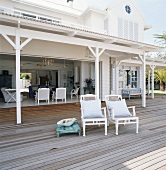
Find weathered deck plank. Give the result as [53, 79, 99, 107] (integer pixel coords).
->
[0, 95, 166, 170]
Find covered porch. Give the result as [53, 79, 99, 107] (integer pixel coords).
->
[0, 7, 164, 125]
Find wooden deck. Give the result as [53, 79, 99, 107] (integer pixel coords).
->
[0, 95, 166, 170]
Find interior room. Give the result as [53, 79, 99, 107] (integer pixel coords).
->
[0, 54, 96, 107]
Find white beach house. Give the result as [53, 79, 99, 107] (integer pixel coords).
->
[0, 0, 165, 124]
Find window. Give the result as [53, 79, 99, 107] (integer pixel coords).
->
[118, 68, 138, 88]
[125, 5, 131, 14]
[131, 71, 137, 88]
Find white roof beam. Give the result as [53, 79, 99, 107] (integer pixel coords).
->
[104, 39, 116, 44]
[130, 44, 143, 49]
[0, 25, 144, 55]
[68, 31, 77, 37]
[116, 55, 136, 61]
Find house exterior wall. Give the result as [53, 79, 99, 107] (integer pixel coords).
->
[105, 0, 144, 42]
[0, 0, 154, 101]
[82, 11, 92, 27]
[91, 12, 105, 31]
[0, 0, 81, 24]
[82, 10, 106, 31]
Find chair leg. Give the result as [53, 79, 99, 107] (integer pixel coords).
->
[105, 120, 107, 135]
[136, 118, 139, 134]
[107, 118, 110, 126]
[115, 120, 119, 135]
[83, 121, 86, 137]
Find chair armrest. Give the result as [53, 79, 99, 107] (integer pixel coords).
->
[127, 106, 136, 116]
[34, 91, 38, 96]
[106, 106, 115, 119]
[101, 107, 107, 117]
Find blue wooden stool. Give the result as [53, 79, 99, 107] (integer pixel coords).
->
[56, 122, 81, 137]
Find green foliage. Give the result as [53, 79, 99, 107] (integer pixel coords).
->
[20, 74, 26, 79]
[154, 32, 166, 45]
[154, 70, 166, 91]
[20, 74, 30, 79]
[155, 70, 166, 82]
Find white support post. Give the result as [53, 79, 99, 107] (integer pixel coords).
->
[15, 29, 21, 124]
[151, 65, 156, 99]
[95, 47, 100, 97]
[142, 54, 146, 107]
[88, 46, 105, 99]
[115, 60, 119, 95]
[148, 70, 151, 96]
[1, 23, 32, 124]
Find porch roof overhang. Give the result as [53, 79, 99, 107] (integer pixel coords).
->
[122, 57, 166, 70]
[0, 11, 165, 61]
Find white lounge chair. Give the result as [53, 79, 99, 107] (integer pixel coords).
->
[70, 87, 80, 99]
[80, 94, 107, 136]
[35, 88, 50, 104]
[105, 95, 139, 135]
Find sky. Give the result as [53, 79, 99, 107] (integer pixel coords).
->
[82, 0, 166, 46]
[128, 0, 166, 45]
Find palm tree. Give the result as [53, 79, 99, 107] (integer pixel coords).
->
[154, 70, 166, 91]
[154, 32, 166, 59]
[154, 32, 166, 45]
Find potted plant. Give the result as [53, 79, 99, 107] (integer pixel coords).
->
[84, 78, 92, 88]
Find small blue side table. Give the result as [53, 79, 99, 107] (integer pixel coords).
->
[56, 122, 81, 137]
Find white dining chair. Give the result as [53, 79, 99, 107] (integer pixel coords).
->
[52, 88, 66, 103]
[35, 88, 50, 104]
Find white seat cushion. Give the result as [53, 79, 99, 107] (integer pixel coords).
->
[106, 99, 132, 117]
[81, 99, 104, 118]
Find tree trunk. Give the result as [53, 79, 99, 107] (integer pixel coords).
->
[160, 81, 164, 91]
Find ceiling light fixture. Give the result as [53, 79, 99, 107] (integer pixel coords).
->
[42, 57, 54, 66]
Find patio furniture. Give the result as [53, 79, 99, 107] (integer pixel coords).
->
[122, 88, 142, 100]
[80, 94, 107, 136]
[1, 87, 23, 103]
[70, 87, 80, 99]
[105, 95, 139, 135]
[35, 88, 50, 104]
[105, 94, 122, 101]
[52, 88, 66, 103]
[56, 122, 81, 137]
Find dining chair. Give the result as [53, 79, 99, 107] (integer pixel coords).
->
[35, 88, 50, 104]
[70, 87, 80, 99]
[52, 88, 66, 103]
